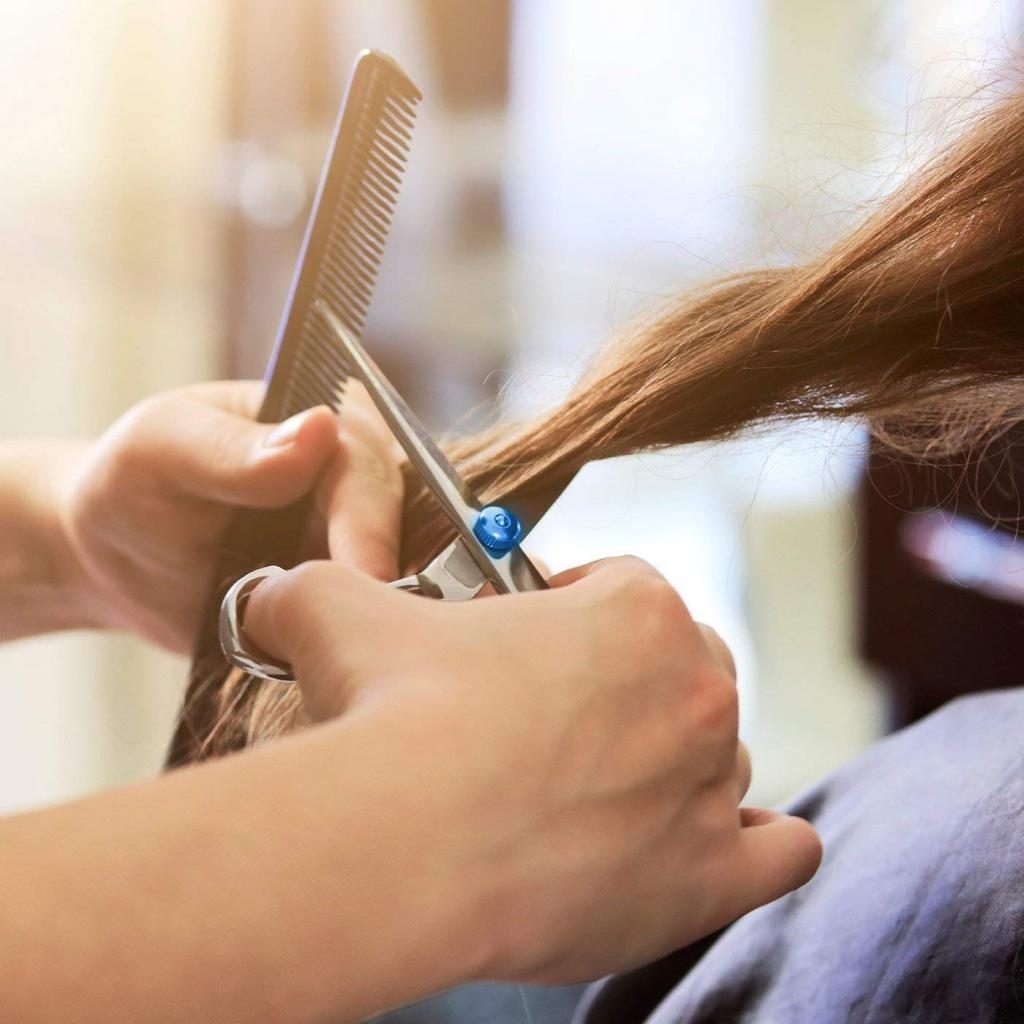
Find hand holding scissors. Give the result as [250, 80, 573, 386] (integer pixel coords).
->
[220, 300, 548, 682]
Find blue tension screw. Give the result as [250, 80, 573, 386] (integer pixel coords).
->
[473, 505, 523, 556]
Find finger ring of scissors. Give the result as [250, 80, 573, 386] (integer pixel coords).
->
[219, 566, 297, 683]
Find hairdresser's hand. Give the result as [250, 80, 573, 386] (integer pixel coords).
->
[62, 381, 403, 652]
[244, 555, 822, 982]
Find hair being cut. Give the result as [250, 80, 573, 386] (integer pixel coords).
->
[169, 88, 1024, 765]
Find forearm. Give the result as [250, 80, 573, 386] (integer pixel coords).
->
[0, 712, 486, 1024]
[0, 440, 97, 640]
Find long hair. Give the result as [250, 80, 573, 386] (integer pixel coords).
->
[169, 89, 1024, 764]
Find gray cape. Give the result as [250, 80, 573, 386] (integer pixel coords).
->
[376, 690, 1024, 1024]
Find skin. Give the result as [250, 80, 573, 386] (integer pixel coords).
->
[0, 381, 821, 1023]
[0, 380, 402, 649]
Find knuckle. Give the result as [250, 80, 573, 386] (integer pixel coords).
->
[602, 557, 671, 611]
[735, 742, 753, 792]
[327, 522, 398, 580]
[688, 657, 738, 736]
[341, 401, 397, 453]
[592, 559, 696, 672]
[354, 536, 399, 581]
[346, 412, 403, 467]
[654, 658, 737, 784]
[343, 442, 402, 491]
[653, 652, 736, 750]
[697, 623, 737, 679]
[318, 430, 404, 507]
[624, 575, 690, 648]
[103, 393, 179, 479]
[605, 554, 659, 584]
[121, 392, 175, 434]
[101, 421, 149, 483]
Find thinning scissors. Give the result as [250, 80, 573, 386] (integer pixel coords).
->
[220, 299, 549, 683]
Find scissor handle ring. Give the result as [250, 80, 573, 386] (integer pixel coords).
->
[219, 566, 297, 683]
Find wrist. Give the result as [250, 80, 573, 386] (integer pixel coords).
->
[0, 440, 105, 637]
[49, 442, 107, 628]
[303, 707, 500, 1006]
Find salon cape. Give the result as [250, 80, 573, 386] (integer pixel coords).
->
[576, 687, 1024, 1023]
[377, 688, 1024, 1023]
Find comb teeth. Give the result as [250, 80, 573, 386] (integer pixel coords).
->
[260, 51, 421, 422]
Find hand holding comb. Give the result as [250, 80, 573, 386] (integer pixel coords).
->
[168, 50, 421, 766]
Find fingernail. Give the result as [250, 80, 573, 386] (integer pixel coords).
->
[263, 412, 307, 449]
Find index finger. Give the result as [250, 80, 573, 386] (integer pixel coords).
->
[315, 384, 405, 581]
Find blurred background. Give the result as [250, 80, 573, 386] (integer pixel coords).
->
[1, 0, 1022, 814]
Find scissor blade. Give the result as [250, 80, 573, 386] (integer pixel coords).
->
[314, 299, 482, 517]
[314, 299, 548, 596]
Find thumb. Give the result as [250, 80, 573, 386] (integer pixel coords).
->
[243, 561, 403, 719]
[717, 812, 822, 923]
[126, 388, 340, 508]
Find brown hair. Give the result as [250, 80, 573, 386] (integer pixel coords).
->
[170, 89, 1024, 764]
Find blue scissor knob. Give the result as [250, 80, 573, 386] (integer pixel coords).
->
[473, 505, 522, 556]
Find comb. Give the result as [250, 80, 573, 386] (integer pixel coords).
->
[167, 50, 421, 767]
[260, 49, 422, 421]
